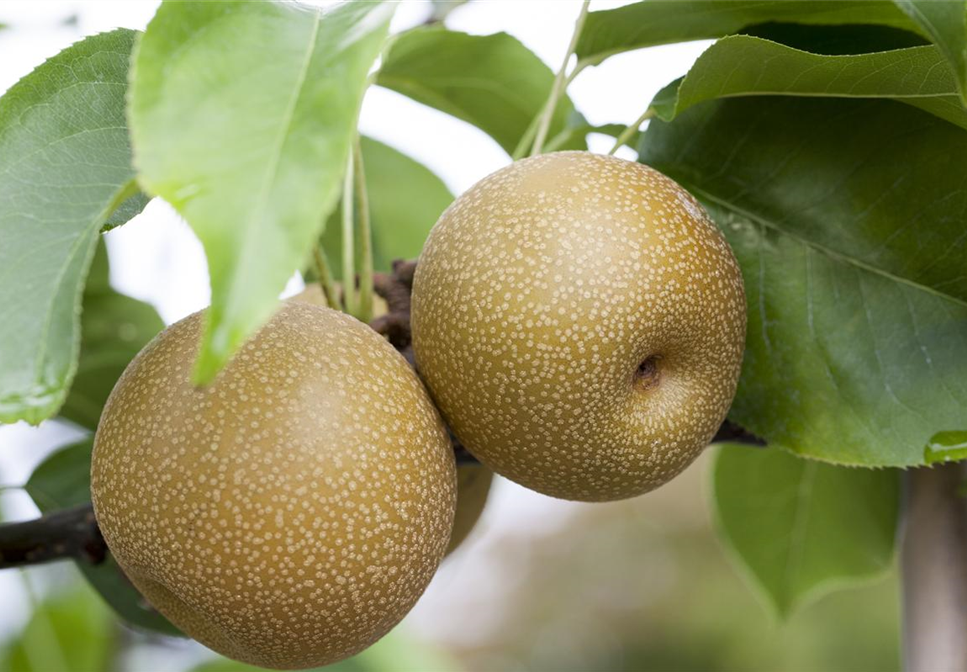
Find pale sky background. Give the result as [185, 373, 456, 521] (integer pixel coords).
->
[0, 2, 711, 668]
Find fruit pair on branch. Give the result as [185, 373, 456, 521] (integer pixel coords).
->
[2, 152, 753, 670]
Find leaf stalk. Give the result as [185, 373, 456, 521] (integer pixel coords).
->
[530, 0, 591, 156]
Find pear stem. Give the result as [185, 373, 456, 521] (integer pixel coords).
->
[354, 137, 374, 323]
[341, 149, 358, 316]
[608, 107, 655, 156]
[312, 246, 341, 310]
[530, 0, 591, 156]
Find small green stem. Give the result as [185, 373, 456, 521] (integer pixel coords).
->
[514, 62, 587, 160]
[341, 149, 358, 316]
[608, 107, 655, 156]
[312, 246, 341, 310]
[530, 0, 591, 156]
[354, 138, 374, 323]
[512, 114, 542, 161]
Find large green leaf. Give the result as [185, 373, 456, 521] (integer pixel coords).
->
[377, 27, 583, 155]
[0, 29, 140, 425]
[25, 440, 182, 637]
[652, 37, 967, 130]
[59, 243, 164, 430]
[640, 97, 967, 467]
[0, 583, 114, 672]
[711, 445, 899, 617]
[130, 0, 393, 383]
[575, 0, 919, 66]
[894, 0, 967, 104]
[319, 136, 453, 277]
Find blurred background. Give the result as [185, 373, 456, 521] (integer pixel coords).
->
[0, 2, 899, 670]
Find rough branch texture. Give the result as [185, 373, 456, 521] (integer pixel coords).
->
[901, 463, 967, 672]
[0, 503, 105, 569]
[0, 258, 763, 568]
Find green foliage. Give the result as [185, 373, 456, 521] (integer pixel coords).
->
[25, 440, 182, 636]
[575, 0, 918, 66]
[711, 446, 899, 617]
[59, 243, 164, 430]
[641, 97, 967, 468]
[651, 38, 967, 129]
[377, 28, 583, 154]
[923, 430, 967, 464]
[129, 0, 393, 383]
[23, 441, 93, 512]
[894, 0, 967, 104]
[320, 137, 453, 277]
[0, 29, 141, 425]
[0, 582, 114, 672]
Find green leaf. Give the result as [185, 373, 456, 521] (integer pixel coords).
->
[377, 27, 582, 154]
[130, 0, 394, 383]
[711, 445, 900, 617]
[24, 440, 93, 511]
[25, 440, 182, 637]
[0, 29, 141, 425]
[894, 0, 967, 104]
[740, 21, 929, 55]
[923, 430, 967, 464]
[0, 583, 114, 672]
[102, 191, 150, 232]
[575, 0, 920, 66]
[652, 37, 967, 130]
[640, 97, 967, 467]
[320, 136, 453, 277]
[59, 242, 164, 430]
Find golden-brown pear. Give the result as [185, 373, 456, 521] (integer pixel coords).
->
[91, 303, 455, 669]
[411, 151, 746, 502]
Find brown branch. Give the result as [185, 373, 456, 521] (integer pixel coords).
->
[901, 463, 967, 672]
[0, 257, 763, 569]
[0, 503, 105, 569]
[712, 419, 766, 447]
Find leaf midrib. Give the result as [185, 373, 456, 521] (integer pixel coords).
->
[781, 459, 818, 612]
[228, 13, 322, 319]
[689, 184, 967, 310]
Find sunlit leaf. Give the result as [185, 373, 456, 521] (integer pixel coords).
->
[575, 0, 919, 66]
[923, 431, 967, 464]
[377, 27, 583, 154]
[0, 29, 140, 425]
[59, 242, 164, 430]
[130, 0, 394, 383]
[652, 37, 966, 130]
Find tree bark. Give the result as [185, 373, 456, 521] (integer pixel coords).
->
[901, 463, 967, 672]
[0, 503, 105, 569]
